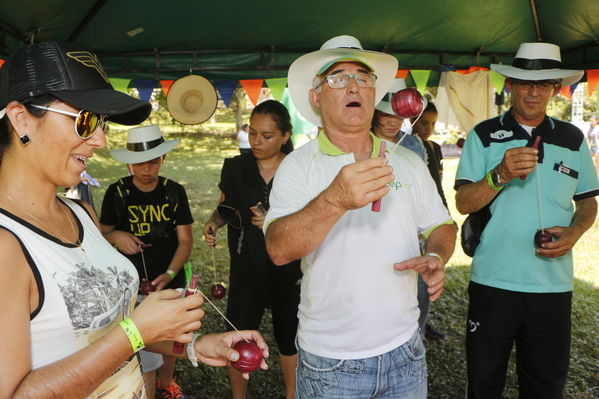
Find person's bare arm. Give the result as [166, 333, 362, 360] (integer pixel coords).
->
[153, 224, 193, 290]
[1, 229, 205, 398]
[537, 197, 598, 258]
[266, 157, 393, 265]
[456, 147, 539, 214]
[394, 223, 457, 302]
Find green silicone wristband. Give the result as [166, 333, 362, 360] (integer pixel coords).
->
[166, 270, 176, 280]
[486, 171, 503, 191]
[119, 318, 145, 353]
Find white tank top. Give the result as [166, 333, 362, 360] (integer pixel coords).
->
[0, 197, 146, 398]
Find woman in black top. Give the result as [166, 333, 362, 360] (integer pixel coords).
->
[203, 100, 301, 399]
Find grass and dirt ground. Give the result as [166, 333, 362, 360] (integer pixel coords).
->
[88, 133, 598, 399]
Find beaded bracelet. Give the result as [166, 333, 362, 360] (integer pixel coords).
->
[425, 252, 444, 266]
[119, 318, 145, 353]
[187, 333, 201, 367]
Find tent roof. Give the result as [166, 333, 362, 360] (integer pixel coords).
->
[1, 0, 599, 84]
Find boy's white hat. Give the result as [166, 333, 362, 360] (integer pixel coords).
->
[110, 125, 179, 164]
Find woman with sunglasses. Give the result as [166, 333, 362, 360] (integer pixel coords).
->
[203, 100, 301, 399]
[0, 41, 266, 398]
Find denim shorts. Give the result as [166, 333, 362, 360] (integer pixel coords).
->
[296, 329, 427, 399]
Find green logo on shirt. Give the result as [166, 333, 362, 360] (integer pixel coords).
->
[389, 181, 411, 190]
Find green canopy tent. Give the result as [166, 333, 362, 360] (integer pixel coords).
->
[1, 0, 599, 85]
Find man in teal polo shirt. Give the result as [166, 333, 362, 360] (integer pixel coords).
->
[456, 42, 599, 398]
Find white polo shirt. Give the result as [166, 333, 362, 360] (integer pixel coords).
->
[265, 131, 452, 359]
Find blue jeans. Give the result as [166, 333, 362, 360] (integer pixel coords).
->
[295, 330, 427, 398]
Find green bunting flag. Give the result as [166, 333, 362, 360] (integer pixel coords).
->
[265, 78, 287, 102]
[109, 78, 131, 93]
[489, 71, 506, 93]
[410, 70, 431, 93]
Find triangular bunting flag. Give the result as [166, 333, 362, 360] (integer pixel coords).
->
[0, 59, 4, 68]
[587, 69, 599, 96]
[131, 79, 158, 102]
[410, 70, 431, 93]
[109, 77, 131, 93]
[489, 70, 506, 93]
[160, 80, 174, 96]
[560, 86, 572, 99]
[265, 78, 287, 102]
[570, 83, 578, 95]
[395, 70, 409, 79]
[213, 80, 238, 107]
[239, 79, 264, 107]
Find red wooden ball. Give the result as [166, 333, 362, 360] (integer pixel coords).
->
[211, 283, 227, 299]
[534, 229, 554, 248]
[456, 138, 466, 148]
[391, 88, 425, 118]
[231, 340, 263, 372]
[140, 279, 156, 295]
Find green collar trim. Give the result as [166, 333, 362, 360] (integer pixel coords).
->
[318, 130, 382, 158]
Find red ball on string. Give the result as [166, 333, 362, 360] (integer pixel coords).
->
[140, 279, 156, 295]
[391, 88, 426, 118]
[231, 340, 263, 372]
[211, 283, 227, 299]
[534, 229, 554, 248]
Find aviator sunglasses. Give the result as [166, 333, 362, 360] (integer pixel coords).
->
[30, 104, 108, 139]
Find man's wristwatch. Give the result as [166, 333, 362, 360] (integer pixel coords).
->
[491, 167, 506, 188]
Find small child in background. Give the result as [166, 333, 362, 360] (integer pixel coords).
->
[99, 125, 193, 399]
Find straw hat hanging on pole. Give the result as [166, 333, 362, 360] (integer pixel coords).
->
[166, 74, 218, 124]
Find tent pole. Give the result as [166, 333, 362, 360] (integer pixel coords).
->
[67, 0, 109, 41]
[528, 0, 543, 41]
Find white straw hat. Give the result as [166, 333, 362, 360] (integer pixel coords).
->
[288, 35, 398, 127]
[110, 124, 179, 164]
[491, 42, 583, 87]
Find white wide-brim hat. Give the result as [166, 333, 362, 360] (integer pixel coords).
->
[375, 78, 407, 115]
[166, 75, 218, 124]
[491, 42, 583, 87]
[110, 124, 180, 164]
[288, 35, 398, 127]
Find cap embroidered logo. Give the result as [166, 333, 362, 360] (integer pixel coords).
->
[66, 51, 110, 83]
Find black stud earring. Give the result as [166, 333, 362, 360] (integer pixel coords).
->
[18, 134, 31, 145]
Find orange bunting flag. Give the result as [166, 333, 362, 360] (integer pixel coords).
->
[239, 79, 264, 106]
[160, 80, 175, 96]
[395, 70, 409, 79]
[456, 66, 489, 74]
[586, 70, 599, 96]
[0, 59, 4, 68]
[560, 86, 572, 99]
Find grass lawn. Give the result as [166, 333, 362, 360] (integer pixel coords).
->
[89, 133, 598, 399]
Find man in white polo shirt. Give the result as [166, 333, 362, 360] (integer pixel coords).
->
[263, 35, 456, 398]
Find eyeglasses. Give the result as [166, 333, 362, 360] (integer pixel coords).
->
[510, 79, 560, 91]
[314, 73, 377, 89]
[30, 105, 108, 139]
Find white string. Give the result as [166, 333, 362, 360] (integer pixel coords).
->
[211, 245, 217, 283]
[535, 165, 545, 230]
[139, 245, 149, 280]
[197, 290, 249, 343]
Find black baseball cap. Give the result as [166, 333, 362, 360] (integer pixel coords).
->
[0, 41, 150, 125]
